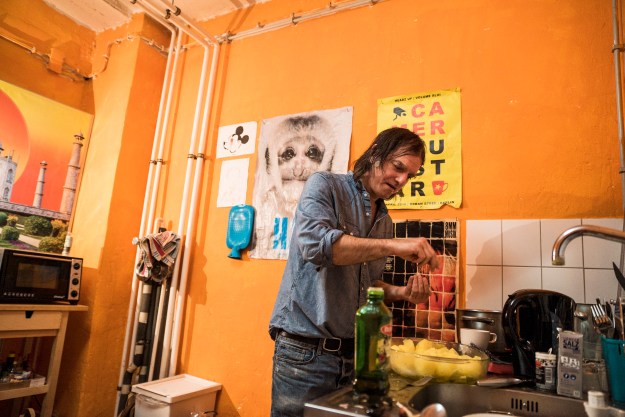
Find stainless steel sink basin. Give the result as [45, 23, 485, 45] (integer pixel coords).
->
[409, 383, 585, 417]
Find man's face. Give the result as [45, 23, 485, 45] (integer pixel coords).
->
[365, 152, 422, 201]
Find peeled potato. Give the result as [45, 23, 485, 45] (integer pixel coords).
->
[390, 352, 419, 377]
[413, 356, 437, 377]
[415, 339, 436, 353]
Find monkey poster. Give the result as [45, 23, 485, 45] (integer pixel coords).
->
[250, 107, 353, 260]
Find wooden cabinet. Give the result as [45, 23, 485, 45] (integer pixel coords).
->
[0, 304, 88, 417]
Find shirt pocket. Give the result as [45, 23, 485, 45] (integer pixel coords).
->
[336, 208, 361, 238]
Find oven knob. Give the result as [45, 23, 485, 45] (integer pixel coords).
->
[71, 290, 78, 297]
[73, 263, 81, 269]
[72, 278, 79, 285]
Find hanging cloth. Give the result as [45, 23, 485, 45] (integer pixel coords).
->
[134, 231, 181, 283]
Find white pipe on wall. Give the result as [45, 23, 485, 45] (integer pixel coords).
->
[139, 0, 219, 378]
[611, 0, 625, 297]
[134, 0, 194, 382]
[218, 0, 385, 42]
[169, 42, 220, 377]
[114, 7, 178, 415]
[145, 29, 185, 382]
[149, 6, 221, 377]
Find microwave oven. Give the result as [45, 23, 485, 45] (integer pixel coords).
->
[0, 248, 82, 304]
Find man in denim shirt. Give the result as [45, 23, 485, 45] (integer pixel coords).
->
[269, 127, 440, 417]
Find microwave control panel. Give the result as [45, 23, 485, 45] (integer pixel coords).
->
[67, 258, 82, 303]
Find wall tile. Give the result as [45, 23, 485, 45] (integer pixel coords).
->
[465, 265, 502, 310]
[466, 220, 501, 265]
[582, 218, 624, 269]
[541, 219, 583, 268]
[502, 220, 541, 266]
[465, 217, 623, 312]
[502, 266, 542, 305]
[584, 268, 620, 304]
[542, 267, 584, 302]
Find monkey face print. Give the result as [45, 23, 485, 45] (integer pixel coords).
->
[250, 107, 353, 260]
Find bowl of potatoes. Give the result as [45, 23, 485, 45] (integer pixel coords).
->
[389, 338, 489, 384]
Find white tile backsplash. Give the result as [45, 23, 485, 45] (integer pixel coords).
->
[582, 218, 624, 268]
[465, 218, 623, 307]
[542, 267, 585, 301]
[540, 218, 583, 268]
[502, 220, 541, 266]
[465, 265, 503, 310]
[584, 268, 620, 303]
[466, 220, 502, 265]
[502, 266, 542, 303]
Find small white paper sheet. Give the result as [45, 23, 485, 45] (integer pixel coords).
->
[217, 158, 249, 207]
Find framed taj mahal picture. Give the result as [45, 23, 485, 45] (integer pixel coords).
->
[0, 79, 93, 253]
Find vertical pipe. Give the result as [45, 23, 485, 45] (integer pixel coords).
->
[612, 0, 625, 299]
[114, 6, 177, 415]
[169, 42, 220, 376]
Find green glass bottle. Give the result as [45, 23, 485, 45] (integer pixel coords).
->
[353, 286, 392, 399]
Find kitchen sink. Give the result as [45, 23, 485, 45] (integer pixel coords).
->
[304, 382, 587, 417]
[409, 383, 585, 417]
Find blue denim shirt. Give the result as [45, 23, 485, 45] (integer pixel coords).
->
[269, 171, 393, 340]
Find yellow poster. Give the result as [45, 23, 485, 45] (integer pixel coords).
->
[377, 89, 462, 209]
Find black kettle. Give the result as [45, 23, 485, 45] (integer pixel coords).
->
[502, 289, 576, 383]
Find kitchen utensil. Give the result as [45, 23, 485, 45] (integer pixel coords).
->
[459, 328, 497, 350]
[590, 304, 612, 337]
[419, 403, 447, 417]
[455, 309, 508, 355]
[618, 297, 624, 340]
[591, 304, 613, 336]
[395, 402, 414, 417]
[612, 262, 625, 291]
[476, 377, 530, 387]
[502, 289, 576, 383]
[575, 304, 604, 360]
[226, 204, 254, 259]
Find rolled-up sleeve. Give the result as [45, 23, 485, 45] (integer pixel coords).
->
[293, 173, 344, 266]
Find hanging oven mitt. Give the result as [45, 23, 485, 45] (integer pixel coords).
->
[226, 204, 255, 259]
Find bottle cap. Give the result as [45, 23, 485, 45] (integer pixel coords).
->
[367, 287, 384, 297]
[588, 390, 606, 408]
[536, 351, 556, 360]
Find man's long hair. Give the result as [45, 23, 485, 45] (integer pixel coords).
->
[353, 127, 426, 181]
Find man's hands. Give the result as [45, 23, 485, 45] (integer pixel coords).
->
[376, 273, 432, 304]
[401, 274, 431, 304]
[390, 237, 440, 271]
[332, 235, 440, 270]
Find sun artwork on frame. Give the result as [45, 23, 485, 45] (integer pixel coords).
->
[0, 80, 93, 253]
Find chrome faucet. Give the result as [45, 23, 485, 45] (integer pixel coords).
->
[552, 225, 625, 265]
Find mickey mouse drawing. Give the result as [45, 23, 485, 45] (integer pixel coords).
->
[223, 125, 249, 153]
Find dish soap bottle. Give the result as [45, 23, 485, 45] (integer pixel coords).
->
[353, 286, 392, 400]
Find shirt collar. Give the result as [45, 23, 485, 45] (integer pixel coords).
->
[348, 171, 388, 216]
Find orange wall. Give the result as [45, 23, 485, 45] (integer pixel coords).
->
[180, 1, 622, 416]
[0, 1, 623, 417]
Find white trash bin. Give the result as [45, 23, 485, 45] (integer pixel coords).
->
[132, 374, 222, 417]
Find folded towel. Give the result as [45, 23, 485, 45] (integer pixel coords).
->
[134, 231, 181, 283]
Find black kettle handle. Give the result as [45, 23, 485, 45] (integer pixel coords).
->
[503, 296, 534, 348]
